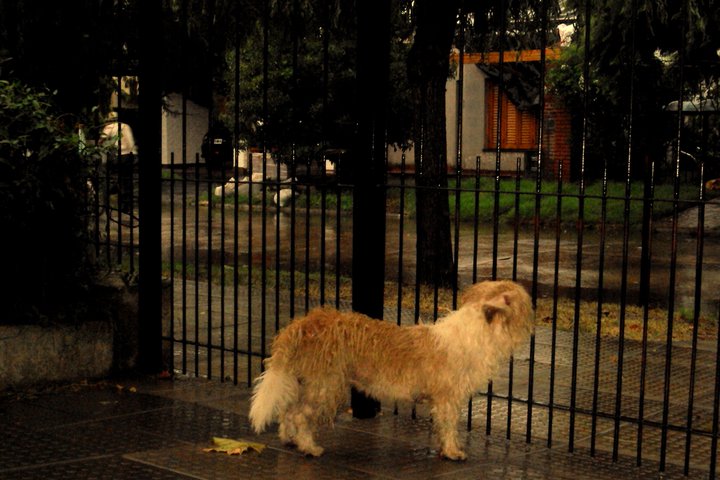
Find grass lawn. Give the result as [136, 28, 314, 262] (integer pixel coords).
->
[164, 261, 716, 343]
[190, 175, 715, 342]
[207, 176, 709, 227]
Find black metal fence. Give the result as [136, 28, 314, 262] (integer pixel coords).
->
[87, 1, 720, 478]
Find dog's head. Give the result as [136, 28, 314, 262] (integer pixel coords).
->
[461, 280, 534, 345]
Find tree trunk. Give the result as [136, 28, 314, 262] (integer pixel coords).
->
[408, 0, 459, 287]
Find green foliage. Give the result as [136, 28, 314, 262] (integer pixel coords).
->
[223, 15, 358, 158]
[546, 0, 720, 181]
[219, 0, 415, 159]
[0, 79, 98, 323]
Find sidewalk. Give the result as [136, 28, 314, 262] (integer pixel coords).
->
[0, 373, 710, 479]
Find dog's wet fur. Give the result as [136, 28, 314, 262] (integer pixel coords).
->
[249, 280, 534, 460]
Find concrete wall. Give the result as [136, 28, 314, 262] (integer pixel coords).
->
[0, 322, 113, 390]
[0, 275, 164, 391]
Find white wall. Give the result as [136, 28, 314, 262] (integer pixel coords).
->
[161, 93, 208, 165]
[388, 66, 527, 173]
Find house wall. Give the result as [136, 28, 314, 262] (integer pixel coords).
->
[446, 65, 528, 173]
[388, 65, 572, 180]
[162, 93, 208, 165]
[388, 66, 533, 175]
[388, 67, 531, 175]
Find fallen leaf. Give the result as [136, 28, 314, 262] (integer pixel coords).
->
[203, 437, 265, 455]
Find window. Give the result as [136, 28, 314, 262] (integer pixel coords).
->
[485, 80, 538, 150]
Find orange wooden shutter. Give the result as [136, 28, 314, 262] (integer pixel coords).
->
[485, 80, 538, 150]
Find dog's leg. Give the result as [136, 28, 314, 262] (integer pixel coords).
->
[278, 411, 297, 447]
[288, 378, 345, 457]
[431, 399, 467, 461]
[286, 404, 324, 457]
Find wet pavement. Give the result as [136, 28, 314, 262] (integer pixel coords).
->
[3, 307, 720, 480]
[57, 189, 719, 478]
[1, 373, 716, 480]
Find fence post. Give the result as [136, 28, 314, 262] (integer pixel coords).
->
[137, 0, 164, 373]
[350, 0, 391, 418]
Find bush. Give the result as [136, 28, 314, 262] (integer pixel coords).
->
[0, 79, 97, 324]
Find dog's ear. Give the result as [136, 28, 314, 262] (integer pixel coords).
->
[483, 293, 514, 324]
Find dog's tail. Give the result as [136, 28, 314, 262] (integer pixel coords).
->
[250, 309, 332, 433]
[249, 362, 300, 433]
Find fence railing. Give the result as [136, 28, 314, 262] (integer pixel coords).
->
[86, 2, 720, 477]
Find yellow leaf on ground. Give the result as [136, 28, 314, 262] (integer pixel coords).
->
[203, 437, 265, 455]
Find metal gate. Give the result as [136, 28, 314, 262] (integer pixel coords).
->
[89, 1, 720, 477]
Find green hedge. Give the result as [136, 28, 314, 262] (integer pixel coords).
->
[0, 80, 97, 324]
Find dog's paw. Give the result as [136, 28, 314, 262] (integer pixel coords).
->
[299, 445, 324, 457]
[440, 448, 467, 461]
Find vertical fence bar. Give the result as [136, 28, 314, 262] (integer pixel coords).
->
[548, 160, 564, 447]
[468, 154, 481, 431]
[335, 164, 342, 308]
[179, 0, 189, 378]
[569, 0, 592, 453]
[320, 167, 327, 307]
[181, 153, 188, 375]
[660, 10, 686, 469]
[206, 157, 213, 379]
[275, 170, 281, 335]
[220, 151, 227, 382]
[452, 9, 465, 310]
[397, 152, 407, 327]
[232, 174, 239, 384]
[512, 157, 521, 280]
[637, 159, 655, 466]
[247, 149, 255, 385]
[91, 154, 101, 262]
[288, 0, 299, 321]
[259, 0, 270, 363]
[115, 79, 123, 268]
[472, 155, 481, 286]
[591, 156, 609, 458]
[168, 152, 175, 374]
[525, 1, 547, 443]
[491, 0, 505, 283]
[129, 128, 136, 275]
[711, 303, 720, 479]
[194, 157, 201, 376]
[104, 145, 112, 267]
[304, 155, 311, 313]
[613, 0, 638, 463]
[288, 145, 297, 319]
[505, 158, 521, 440]
[319, 0, 330, 307]
[486, 0, 507, 437]
[193, 154, 200, 377]
[232, 2, 241, 385]
[683, 159, 705, 475]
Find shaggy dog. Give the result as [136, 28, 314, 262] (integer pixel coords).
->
[249, 280, 534, 460]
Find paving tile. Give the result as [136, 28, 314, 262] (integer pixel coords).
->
[1, 376, 717, 479]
